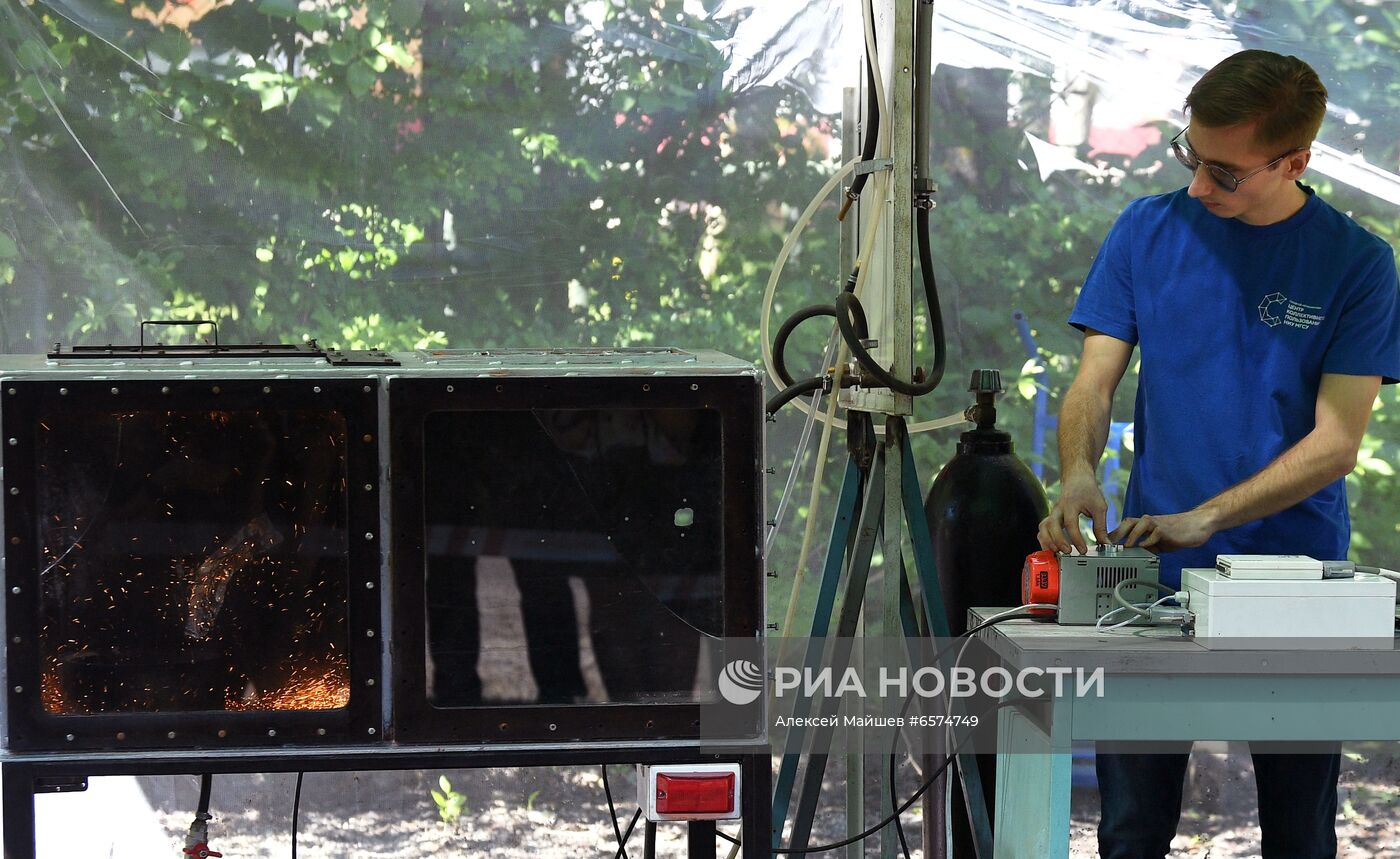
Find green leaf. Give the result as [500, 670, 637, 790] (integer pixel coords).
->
[389, 0, 426, 28]
[295, 9, 326, 31]
[19, 75, 47, 104]
[257, 0, 298, 18]
[347, 62, 375, 96]
[148, 31, 191, 65]
[258, 86, 287, 111]
[255, 247, 274, 263]
[17, 40, 48, 71]
[327, 40, 356, 65]
[337, 249, 359, 271]
[0, 233, 18, 260]
[375, 41, 415, 71]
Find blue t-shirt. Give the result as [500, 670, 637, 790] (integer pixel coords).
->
[1069, 185, 1400, 587]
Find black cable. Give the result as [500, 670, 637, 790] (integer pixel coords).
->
[601, 765, 630, 859]
[773, 303, 837, 388]
[196, 773, 212, 818]
[613, 808, 643, 859]
[886, 612, 1045, 857]
[291, 771, 304, 859]
[776, 612, 1047, 854]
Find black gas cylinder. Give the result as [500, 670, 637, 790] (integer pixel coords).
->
[925, 368, 1048, 635]
[924, 369, 1049, 859]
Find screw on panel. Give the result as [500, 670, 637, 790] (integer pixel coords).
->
[5, 389, 13, 395]
[363, 386, 371, 393]
[362, 434, 373, 443]
[11, 586, 20, 594]
[446, 385, 455, 393]
[366, 629, 375, 637]
[313, 386, 322, 393]
[364, 484, 373, 491]
[59, 388, 68, 396]
[110, 387, 119, 395]
[317, 728, 327, 736]
[10, 636, 19, 644]
[642, 384, 651, 392]
[65, 734, 74, 742]
[167, 731, 177, 739]
[217, 730, 227, 738]
[161, 386, 171, 395]
[9, 487, 17, 495]
[12, 686, 22, 693]
[365, 581, 375, 589]
[116, 732, 126, 740]
[263, 387, 272, 394]
[368, 727, 377, 735]
[691, 384, 699, 390]
[268, 729, 277, 737]
[211, 386, 221, 394]
[6, 438, 14, 446]
[364, 532, 374, 541]
[366, 678, 376, 686]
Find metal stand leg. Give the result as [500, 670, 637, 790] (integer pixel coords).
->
[2, 763, 37, 859]
[688, 820, 717, 859]
[644, 821, 658, 859]
[771, 416, 995, 859]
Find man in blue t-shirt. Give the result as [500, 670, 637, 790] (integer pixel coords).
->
[1037, 51, 1400, 858]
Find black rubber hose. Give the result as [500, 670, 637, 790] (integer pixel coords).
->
[197, 773, 212, 817]
[843, 46, 882, 211]
[773, 304, 837, 388]
[832, 208, 946, 397]
[766, 376, 827, 417]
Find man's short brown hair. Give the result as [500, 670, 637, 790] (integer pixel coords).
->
[1185, 50, 1328, 151]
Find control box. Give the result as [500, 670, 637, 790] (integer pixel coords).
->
[1182, 567, 1397, 644]
[1055, 546, 1161, 625]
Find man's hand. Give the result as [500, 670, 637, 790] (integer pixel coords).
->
[1110, 508, 1219, 554]
[1038, 473, 1111, 554]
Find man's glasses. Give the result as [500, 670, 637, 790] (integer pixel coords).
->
[1169, 128, 1301, 193]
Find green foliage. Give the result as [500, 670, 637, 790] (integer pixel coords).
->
[430, 774, 467, 829]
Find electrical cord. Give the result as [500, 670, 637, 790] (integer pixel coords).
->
[778, 608, 1053, 854]
[886, 610, 1048, 856]
[773, 696, 1031, 855]
[601, 765, 630, 859]
[613, 809, 643, 859]
[291, 771, 304, 859]
[1112, 577, 1178, 618]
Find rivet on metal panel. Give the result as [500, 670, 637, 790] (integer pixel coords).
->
[548, 723, 557, 731]
[6, 438, 15, 446]
[366, 678, 376, 687]
[167, 731, 177, 739]
[495, 385, 504, 393]
[161, 386, 171, 395]
[364, 531, 374, 541]
[12, 686, 22, 693]
[65, 734, 74, 742]
[110, 387, 119, 395]
[9, 487, 18, 495]
[267, 729, 277, 738]
[217, 730, 227, 738]
[9, 537, 19, 545]
[10, 586, 20, 594]
[446, 385, 455, 393]
[642, 384, 651, 392]
[116, 732, 125, 741]
[691, 384, 699, 391]
[365, 581, 375, 589]
[211, 386, 221, 394]
[363, 386, 371, 393]
[313, 386, 322, 394]
[263, 387, 272, 394]
[498, 723, 509, 731]
[368, 728, 377, 735]
[366, 629, 375, 638]
[10, 636, 19, 644]
[362, 434, 373, 443]
[5, 388, 13, 395]
[364, 484, 373, 491]
[317, 728, 327, 736]
[59, 388, 68, 396]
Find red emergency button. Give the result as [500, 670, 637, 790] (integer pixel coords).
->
[655, 773, 736, 816]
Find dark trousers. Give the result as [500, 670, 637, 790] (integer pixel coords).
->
[1097, 743, 1341, 859]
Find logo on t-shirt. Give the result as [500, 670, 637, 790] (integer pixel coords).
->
[1258, 292, 1326, 330]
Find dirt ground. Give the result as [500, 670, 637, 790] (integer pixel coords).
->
[26, 742, 1395, 857]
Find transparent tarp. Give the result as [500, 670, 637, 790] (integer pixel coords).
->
[422, 406, 723, 706]
[37, 408, 351, 714]
[3, 0, 1399, 636]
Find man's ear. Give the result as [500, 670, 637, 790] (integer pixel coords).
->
[1284, 148, 1312, 180]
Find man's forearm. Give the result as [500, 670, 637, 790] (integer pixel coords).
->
[1195, 430, 1357, 533]
[1057, 382, 1114, 482]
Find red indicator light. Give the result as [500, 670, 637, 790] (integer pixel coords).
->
[655, 773, 736, 816]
